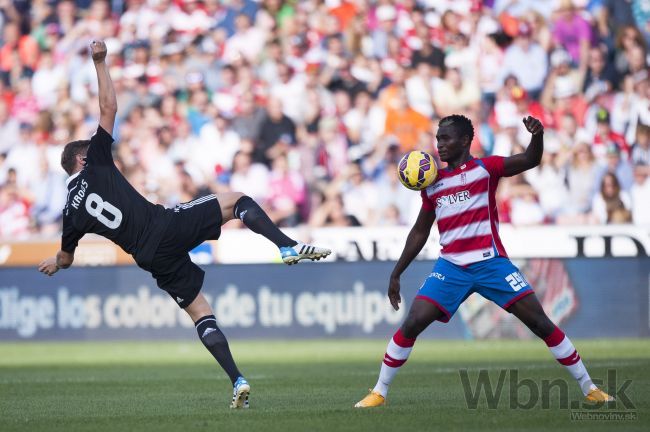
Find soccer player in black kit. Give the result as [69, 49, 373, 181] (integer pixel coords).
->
[38, 40, 331, 409]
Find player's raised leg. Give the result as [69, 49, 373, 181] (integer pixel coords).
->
[216, 192, 331, 264]
[355, 298, 445, 407]
[185, 293, 250, 408]
[507, 294, 614, 403]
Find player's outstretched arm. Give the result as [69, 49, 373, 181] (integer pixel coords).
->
[91, 40, 117, 134]
[502, 116, 544, 177]
[388, 208, 436, 310]
[38, 250, 74, 277]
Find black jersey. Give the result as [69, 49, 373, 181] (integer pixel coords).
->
[61, 126, 173, 270]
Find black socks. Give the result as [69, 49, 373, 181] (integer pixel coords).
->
[195, 315, 242, 385]
[233, 196, 297, 248]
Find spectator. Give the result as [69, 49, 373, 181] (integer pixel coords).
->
[595, 143, 635, 192]
[384, 87, 431, 153]
[592, 109, 631, 161]
[499, 22, 548, 99]
[0, 99, 19, 154]
[255, 97, 296, 167]
[0, 184, 31, 239]
[552, 0, 593, 66]
[433, 67, 481, 118]
[631, 123, 650, 165]
[266, 153, 306, 227]
[591, 172, 632, 224]
[631, 164, 650, 224]
[229, 150, 269, 203]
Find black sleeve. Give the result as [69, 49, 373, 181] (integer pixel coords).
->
[61, 213, 84, 253]
[85, 125, 115, 166]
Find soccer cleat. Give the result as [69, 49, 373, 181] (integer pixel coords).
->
[585, 388, 615, 403]
[230, 377, 250, 409]
[354, 390, 385, 408]
[280, 242, 331, 265]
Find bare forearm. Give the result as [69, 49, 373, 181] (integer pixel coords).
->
[525, 130, 544, 166]
[391, 228, 430, 278]
[95, 61, 117, 113]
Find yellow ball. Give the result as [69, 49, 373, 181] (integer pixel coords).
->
[397, 151, 438, 191]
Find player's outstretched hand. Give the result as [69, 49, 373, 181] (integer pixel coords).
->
[388, 276, 402, 311]
[90, 40, 107, 63]
[38, 257, 59, 277]
[523, 116, 544, 135]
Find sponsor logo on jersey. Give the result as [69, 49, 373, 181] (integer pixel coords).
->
[429, 272, 446, 281]
[436, 190, 471, 208]
[71, 179, 89, 210]
[176, 296, 184, 304]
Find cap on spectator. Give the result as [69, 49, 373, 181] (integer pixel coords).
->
[376, 5, 397, 22]
[550, 49, 572, 68]
[511, 86, 528, 101]
[596, 108, 610, 124]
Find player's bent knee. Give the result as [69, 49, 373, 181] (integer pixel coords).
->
[401, 314, 431, 339]
[217, 192, 246, 223]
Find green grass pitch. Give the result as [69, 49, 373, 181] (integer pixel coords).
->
[1, 339, 649, 431]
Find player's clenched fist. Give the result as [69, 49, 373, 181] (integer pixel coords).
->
[523, 116, 544, 136]
[90, 40, 107, 63]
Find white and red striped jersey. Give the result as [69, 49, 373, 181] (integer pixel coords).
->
[421, 156, 508, 266]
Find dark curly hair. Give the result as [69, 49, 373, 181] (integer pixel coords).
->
[439, 114, 475, 143]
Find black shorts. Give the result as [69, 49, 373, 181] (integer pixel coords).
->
[150, 195, 223, 309]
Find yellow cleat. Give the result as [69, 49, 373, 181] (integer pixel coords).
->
[354, 390, 386, 408]
[585, 388, 615, 403]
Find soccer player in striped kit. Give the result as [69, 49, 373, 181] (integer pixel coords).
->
[355, 114, 613, 407]
[37, 41, 330, 409]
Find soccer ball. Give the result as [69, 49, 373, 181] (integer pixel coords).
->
[397, 151, 437, 191]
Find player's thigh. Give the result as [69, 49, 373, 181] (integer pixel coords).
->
[473, 257, 535, 311]
[163, 195, 223, 252]
[413, 258, 473, 325]
[151, 254, 205, 310]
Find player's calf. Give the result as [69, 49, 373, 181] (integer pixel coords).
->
[543, 325, 614, 401]
[355, 328, 416, 408]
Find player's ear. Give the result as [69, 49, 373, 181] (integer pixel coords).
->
[462, 135, 471, 149]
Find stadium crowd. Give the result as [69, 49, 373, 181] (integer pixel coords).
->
[1, 0, 650, 240]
